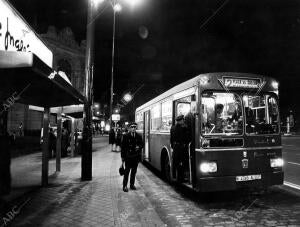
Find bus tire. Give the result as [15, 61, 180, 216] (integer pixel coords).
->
[163, 155, 172, 183]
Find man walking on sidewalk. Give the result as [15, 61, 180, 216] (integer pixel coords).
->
[121, 122, 143, 192]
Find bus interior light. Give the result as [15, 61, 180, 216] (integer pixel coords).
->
[270, 158, 284, 168]
[200, 162, 217, 173]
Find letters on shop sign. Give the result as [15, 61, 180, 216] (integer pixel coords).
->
[0, 18, 30, 52]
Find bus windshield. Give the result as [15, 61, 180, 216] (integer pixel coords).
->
[201, 92, 243, 135]
[243, 94, 279, 135]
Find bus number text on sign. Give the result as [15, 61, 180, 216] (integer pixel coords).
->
[224, 77, 261, 89]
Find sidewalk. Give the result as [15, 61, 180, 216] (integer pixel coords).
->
[1, 137, 165, 227]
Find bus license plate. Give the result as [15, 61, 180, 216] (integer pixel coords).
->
[236, 174, 261, 182]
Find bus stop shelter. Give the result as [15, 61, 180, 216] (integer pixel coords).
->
[0, 50, 85, 186]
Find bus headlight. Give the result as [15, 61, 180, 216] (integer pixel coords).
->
[270, 158, 284, 168]
[200, 162, 217, 173]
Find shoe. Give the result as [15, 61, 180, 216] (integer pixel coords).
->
[123, 186, 128, 192]
[130, 185, 136, 190]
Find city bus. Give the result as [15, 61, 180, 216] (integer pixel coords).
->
[135, 72, 283, 192]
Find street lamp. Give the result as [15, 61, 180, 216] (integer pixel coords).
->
[123, 93, 133, 103]
[108, 0, 144, 127]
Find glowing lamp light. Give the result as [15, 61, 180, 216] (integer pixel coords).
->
[272, 81, 279, 90]
[124, 0, 143, 7]
[92, 0, 105, 5]
[200, 162, 217, 173]
[113, 3, 122, 12]
[270, 158, 284, 168]
[100, 121, 105, 127]
[105, 124, 110, 131]
[123, 93, 133, 102]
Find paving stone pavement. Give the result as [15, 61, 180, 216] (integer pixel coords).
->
[6, 137, 165, 227]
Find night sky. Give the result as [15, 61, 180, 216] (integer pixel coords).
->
[8, 0, 300, 125]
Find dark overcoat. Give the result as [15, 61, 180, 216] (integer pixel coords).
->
[121, 132, 143, 162]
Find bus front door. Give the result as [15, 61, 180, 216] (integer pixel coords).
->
[144, 110, 150, 161]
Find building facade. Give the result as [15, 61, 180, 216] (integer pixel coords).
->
[7, 26, 85, 135]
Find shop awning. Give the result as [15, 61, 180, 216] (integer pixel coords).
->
[0, 51, 85, 107]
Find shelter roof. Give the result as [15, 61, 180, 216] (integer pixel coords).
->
[0, 51, 85, 108]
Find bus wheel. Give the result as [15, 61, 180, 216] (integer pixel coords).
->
[163, 156, 172, 183]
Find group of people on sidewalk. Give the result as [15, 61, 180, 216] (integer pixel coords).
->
[108, 124, 123, 152]
[49, 127, 72, 158]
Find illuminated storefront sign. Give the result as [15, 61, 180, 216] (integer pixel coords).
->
[224, 77, 261, 88]
[112, 114, 120, 121]
[0, 0, 53, 67]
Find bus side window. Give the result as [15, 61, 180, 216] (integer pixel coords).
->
[161, 100, 172, 131]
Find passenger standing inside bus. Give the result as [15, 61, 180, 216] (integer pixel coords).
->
[215, 104, 224, 133]
[121, 122, 143, 192]
[170, 115, 189, 182]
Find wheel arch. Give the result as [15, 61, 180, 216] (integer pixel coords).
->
[161, 146, 173, 173]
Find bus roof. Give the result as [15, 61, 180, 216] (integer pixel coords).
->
[135, 72, 276, 112]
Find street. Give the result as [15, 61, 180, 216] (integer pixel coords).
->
[135, 136, 300, 226]
[283, 136, 300, 189]
[1, 135, 299, 226]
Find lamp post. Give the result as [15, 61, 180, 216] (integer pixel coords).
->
[108, 0, 142, 127]
[82, 0, 96, 181]
[81, 0, 143, 180]
[109, 0, 122, 128]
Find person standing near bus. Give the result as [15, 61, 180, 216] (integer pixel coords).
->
[170, 115, 189, 182]
[121, 122, 143, 192]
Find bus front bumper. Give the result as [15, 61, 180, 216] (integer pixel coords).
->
[196, 171, 284, 192]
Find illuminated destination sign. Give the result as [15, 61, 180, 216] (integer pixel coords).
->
[224, 77, 261, 88]
[0, 0, 53, 67]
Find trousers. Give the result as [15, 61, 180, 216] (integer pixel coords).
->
[123, 158, 139, 187]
